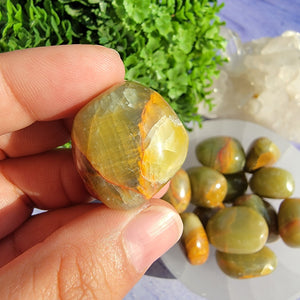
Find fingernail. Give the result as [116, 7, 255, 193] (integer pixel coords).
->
[123, 205, 183, 273]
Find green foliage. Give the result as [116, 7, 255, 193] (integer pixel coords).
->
[0, 0, 227, 129]
[0, 0, 76, 49]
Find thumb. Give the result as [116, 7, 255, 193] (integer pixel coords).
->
[0, 199, 182, 300]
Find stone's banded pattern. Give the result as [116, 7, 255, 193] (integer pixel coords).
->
[278, 198, 300, 247]
[72, 81, 188, 209]
[181, 212, 209, 265]
[196, 136, 246, 174]
[188, 166, 227, 208]
[216, 246, 277, 279]
[162, 169, 191, 213]
[245, 137, 280, 172]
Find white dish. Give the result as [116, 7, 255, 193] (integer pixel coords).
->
[161, 119, 300, 300]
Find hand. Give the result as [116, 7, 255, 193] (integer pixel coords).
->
[0, 45, 182, 299]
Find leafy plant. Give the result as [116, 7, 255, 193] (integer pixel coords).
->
[0, 0, 227, 128]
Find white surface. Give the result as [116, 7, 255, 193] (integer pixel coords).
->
[162, 119, 300, 300]
[198, 30, 300, 143]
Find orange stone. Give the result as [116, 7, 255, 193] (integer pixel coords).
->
[181, 212, 210, 265]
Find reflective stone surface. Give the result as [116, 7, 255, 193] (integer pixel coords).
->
[216, 246, 277, 279]
[196, 136, 245, 174]
[188, 166, 227, 208]
[72, 81, 189, 209]
[234, 194, 279, 243]
[249, 167, 295, 199]
[207, 206, 268, 254]
[245, 137, 280, 172]
[181, 212, 210, 265]
[162, 169, 191, 213]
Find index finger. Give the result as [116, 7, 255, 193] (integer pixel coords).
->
[0, 45, 125, 135]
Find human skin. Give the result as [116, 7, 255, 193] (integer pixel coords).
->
[0, 45, 182, 300]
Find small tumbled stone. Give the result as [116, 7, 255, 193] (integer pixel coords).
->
[72, 81, 189, 209]
[249, 167, 295, 199]
[216, 246, 277, 279]
[162, 169, 191, 213]
[278, 198, 300, 247]
[206, 206, 269, 254]
[181, 212, 210, 265]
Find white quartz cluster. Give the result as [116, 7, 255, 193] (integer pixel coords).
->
[198, 30, 300, 142]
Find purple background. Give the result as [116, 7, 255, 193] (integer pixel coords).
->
[220, 0, 300, 42]
[125, 1, 300, 299]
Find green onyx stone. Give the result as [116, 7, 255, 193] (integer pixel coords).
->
[234, 194, 279, 243]
[181, 212, 210, 265]
[278, 198, 300, 247]
[188, 166, 227, 208]
[207, 206, 268, 254]
[162, 169, 191, 213]
[249, 167, 295, 199]
[216, 246, 277, 279]
[196, 136, 246, 174]
[245, 137, 280, 172]
[72, 81, 189, 210]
